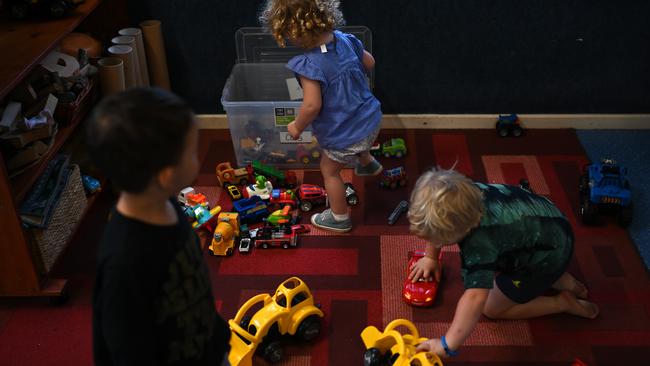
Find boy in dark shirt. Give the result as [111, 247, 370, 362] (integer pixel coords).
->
[407, 168, 598, 359]
[88, 88, 230, 365]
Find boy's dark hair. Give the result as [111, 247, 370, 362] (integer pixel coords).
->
[87, 88, 194, 193]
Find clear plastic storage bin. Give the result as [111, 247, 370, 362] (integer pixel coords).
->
[221, 27, 372, 168]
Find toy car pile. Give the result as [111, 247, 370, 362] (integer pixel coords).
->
[178, 159, 359, 256]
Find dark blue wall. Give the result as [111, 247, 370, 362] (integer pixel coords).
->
[128, 1, 650, 114]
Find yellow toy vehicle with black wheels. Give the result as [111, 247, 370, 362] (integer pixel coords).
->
[361, 319, 443, 366]
[208, 212, 240, 256]
[228, 277, 324, 366]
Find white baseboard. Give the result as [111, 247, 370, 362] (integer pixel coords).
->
[197, 114, 650, 130]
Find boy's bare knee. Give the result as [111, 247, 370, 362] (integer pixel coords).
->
[482, 305, 502, 319]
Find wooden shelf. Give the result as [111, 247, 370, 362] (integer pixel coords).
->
[0, 0, 102, 100]
[10, 119, 81, 203]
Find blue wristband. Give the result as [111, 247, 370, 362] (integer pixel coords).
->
[441, 335, 459, 357]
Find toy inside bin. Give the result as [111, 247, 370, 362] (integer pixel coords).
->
[221, 27, 373, 169]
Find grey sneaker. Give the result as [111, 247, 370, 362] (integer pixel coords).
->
[311, 209, 352, 233]
[354, 159, 383, 176]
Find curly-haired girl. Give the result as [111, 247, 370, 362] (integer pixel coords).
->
[260, 0, 383, 233]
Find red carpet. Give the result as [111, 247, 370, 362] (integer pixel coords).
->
[1, 129, 649, 366]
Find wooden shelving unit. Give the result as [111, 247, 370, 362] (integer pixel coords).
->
[0, 0, 126, 298]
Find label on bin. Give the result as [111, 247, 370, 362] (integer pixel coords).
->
[280, 131, 312, 144]
[274, 107, 297, 126]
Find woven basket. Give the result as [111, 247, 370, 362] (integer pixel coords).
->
[29, 164, 87, 274]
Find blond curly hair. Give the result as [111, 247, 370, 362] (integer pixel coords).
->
[259, 0, 345, 49]
[408, 167, 485, 245]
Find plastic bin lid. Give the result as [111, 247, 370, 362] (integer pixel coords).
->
[235, 26, 374, 89]
[235, 26, 372, 63]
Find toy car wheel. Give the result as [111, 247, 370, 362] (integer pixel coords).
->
[363, 348, 384, 366]
[262, 242, 269, 249]
[261, 340, 283, 364]
[497, 122, 510, 137]
[223, 172, 232, 180]
[226, 247, 233, 256]
[49, 288, 70, 306]
[580, 197, 597, 225]
[618, 204, 633, 227]
[512, 126, 523, 137]
[300, 201, 313, 212]
[282, 242, 289, 249]
[347, 194, 359, 206]
[578, 174, 589, 194]
[296, 315, 321, 341]
[208, 248, 216, 256]
[519, 178, 531, 192]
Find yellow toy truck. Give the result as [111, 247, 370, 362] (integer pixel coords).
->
[228, 277, 324, 366]
[216, 162, 250, 187]
[208, 212, 240, 256]
[361, 319, 443, 366]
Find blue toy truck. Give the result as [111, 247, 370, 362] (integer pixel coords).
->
[579, 158, 633, 227]
[232, 196, 270, 224]
[496, 114, 523, 137]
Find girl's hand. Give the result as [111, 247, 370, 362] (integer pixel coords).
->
[416, 338, 447, 358]
[409, 256, 441, 283]
[287, 121, 302, 140]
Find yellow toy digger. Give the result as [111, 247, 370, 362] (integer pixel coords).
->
[361, 319, 443, 366]
[228, 277, 324, 366]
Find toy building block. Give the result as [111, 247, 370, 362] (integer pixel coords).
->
[388, 200, 409, 225]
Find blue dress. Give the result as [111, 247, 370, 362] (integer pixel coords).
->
[286, 31, 382, 150]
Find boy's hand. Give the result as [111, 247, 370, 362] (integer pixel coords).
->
[409, 256, 441, 283]
[416, 338, 447, 357]
[287, 121, 302, 140]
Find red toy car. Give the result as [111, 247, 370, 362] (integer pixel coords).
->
[290, 224, 310, 234]
[296, 183, 359, 212]
[296, 184, 327, 212]
[402, 251, 443, 307]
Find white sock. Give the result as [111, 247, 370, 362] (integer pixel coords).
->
[331, 211, 350, 221]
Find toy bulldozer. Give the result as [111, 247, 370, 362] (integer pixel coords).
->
[361, 319, 443, 366]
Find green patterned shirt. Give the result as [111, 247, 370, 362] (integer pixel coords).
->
[459, 183, 574, 289]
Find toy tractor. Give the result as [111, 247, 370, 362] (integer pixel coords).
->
[216, 162, 250, 187]
[579, 158, 633, 227]
[496, 114, 523, 137]
[370, 138, 407, 158]
[361, 319, 443, 366]
[228, 277, 324, 366]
